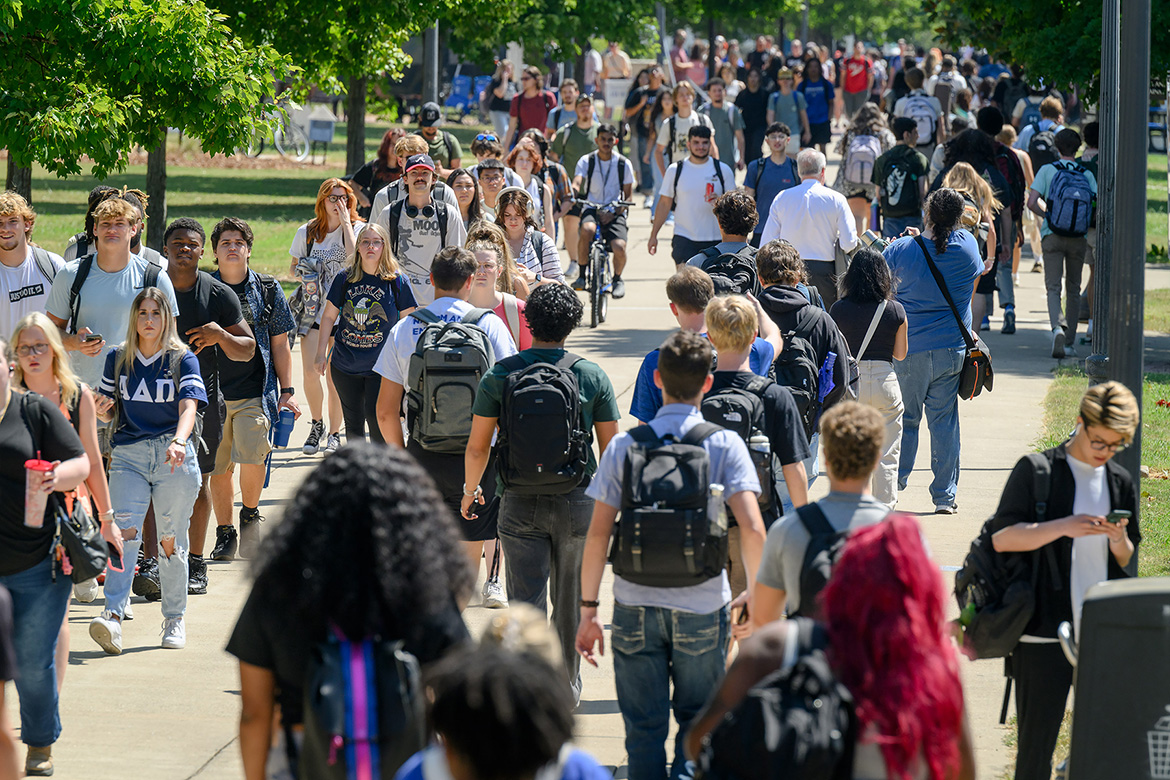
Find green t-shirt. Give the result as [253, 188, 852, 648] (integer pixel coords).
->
[426, 131, 462, 167]
[872, 144, 930, 218]
[551, 123, 599, 187]
[473, 347, 621, 490]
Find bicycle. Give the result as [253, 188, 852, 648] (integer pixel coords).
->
[238, 103, 310, 161]
[573, 198, 634, 328]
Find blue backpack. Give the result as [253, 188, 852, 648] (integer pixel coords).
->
[1046, 162, 1093, 238]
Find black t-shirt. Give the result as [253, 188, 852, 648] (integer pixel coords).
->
[626, 86, 667, 137]
[218, 278, 266, 401]
[352, 160, 401, 220]
[828, 298, 907, 363]
[226, 586, 470, 725]
[735, 87, 770, 133]
[0, 392, 87, 577]
[0, 585, 13, 682]
[175, 272, 246, 402]
[488, 76, 512, 112]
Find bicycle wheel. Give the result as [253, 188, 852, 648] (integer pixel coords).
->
[274, 122, 310, 161]
[589, 244, 603, 329]
[237, 127, 265, 158]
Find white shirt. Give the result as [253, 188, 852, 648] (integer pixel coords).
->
[466, 163, 523, 190]
[574, 152, 636, 205]
[660, 157, 734, 242]
[289, 222, 356, 325]
[370, 180, 461, 229]
[759, 179, 859, 261]
[380, 201, 468, 306]
[655, 112, 714, 167]
[0, 247, 64, 337]
[1067, 453, 1111, 640]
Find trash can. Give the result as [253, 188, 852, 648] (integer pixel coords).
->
[1065, 577, 1170, 779]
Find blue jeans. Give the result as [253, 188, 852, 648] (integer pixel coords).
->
[612, 603, 730, 780]
[894, 348, 964, 505]
[105, 436, 200, 619]
[489, 110, 510, 141]
[0, 556, 71, 746]
[882, 214, 923, 239]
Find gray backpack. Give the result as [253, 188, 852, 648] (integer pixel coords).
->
[405, 308, 496, 454]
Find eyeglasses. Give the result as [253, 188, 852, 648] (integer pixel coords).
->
[326, 194, 347, 204]
[475, 134, 499, 142]
[16, 343, 50, 357]
[480, 173, 504, 183]
[1087, 433, 1129, 453]
[476, 262, 498, 271]
[358, 238, 384, 248]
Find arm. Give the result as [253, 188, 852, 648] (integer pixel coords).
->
[654, 143, 667, 175]
[735, 128, 746, 170]
[271, 330, 301, 418]
[594, 419, 619, 456]
[461, 415, 497, 519]
[238, 661, 276, 780]
[376, 378, 406, 447]
[314, 302, 340, 376]
[75, 386, 112, 515]
[1027, 188, 1046, 218]
[993, 514, 1113, 552]
[47, 312, 104, 357]
[751, 581, 787, 627]
[893, 320, 909, 361]
[165, 398, 199, 473]
[625, 94, 648, 121]
[985, 215, 998, 267]
[799, 108, 810, 141]
[727, 491, 766, 596]
[575, 501, 620, 667]
[837, 197, 859, 251]
[541, 181, 556, 240]
[185, 319, 255, 363]
[780, 462, 808, 508]
[505, 117, 518, 146]
[647, 192, 673, 255]
[748, 291, 781, 355]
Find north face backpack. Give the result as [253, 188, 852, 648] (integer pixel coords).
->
[610, 422, 728, 588]
[697, 618, 856, 780]
[1026, 122, 1059, 170]
[496, 353, 589, 495]
[405, 308, 495, 454]
[902, 94, 937, 145]
[1018, 99, 1044, 128]
[1045, 162, 1093, 237]
[701, 377, 776, 511]
[697, 244, 760, 297]
[791, 503, 851, 619]
[844, 134, 882, 184]
[769, 307, 822, 440]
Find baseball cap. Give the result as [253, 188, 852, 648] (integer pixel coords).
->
[419, 102, 442, 128]
[405, 154, 436, 173]
[777, 67, 794, 80]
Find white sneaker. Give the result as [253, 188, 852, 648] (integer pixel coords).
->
[1052, 327, 1066, 359]
[482, 579, 508, 609]
[1013, 272, 1020, 285]
[89, 611, 123, 655]
[123, 603, 134, 621]
[161, 617, 186, 650]
[73, 577, 99, 603]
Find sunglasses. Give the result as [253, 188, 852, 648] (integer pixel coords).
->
[405, 204, 437, 218]
[475, 134, 499, 142]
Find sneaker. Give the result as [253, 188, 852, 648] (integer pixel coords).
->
[188, 555, 208, 595]
[1064, 343, 1077, 358]
[89, 610, 123, 655]
[1031, 261, 1043, 273]
[133, 557, 162, 602]
[25, 746, 52, 777]
[325, 432, 341, 453]
[302, 419, 325, 455]
[571, 273, 587, 291]
[611, 276, 626, 299]
[482, 579, 508, 609]
[123, 603, 134, 621]
[1052, 327, 1066, 359]
[239, 508, 263, 560]
[73, 577, 99, 603]
[980, 316, 990, 332]
[1001, 307, 1016, 335]
[934, 503, 959, 515]
[161, 617, 186, 650]
[564, 264, 579, 283]
[1013, 272, 1020, 285]
[210, 525, 238, 562]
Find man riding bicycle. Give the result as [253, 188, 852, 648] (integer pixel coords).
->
[572, 123, 636, 299]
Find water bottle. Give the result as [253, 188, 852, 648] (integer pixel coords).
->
[708, 483, 727, 536]
[860, 229, 889, 251]
[748, 434, 770, 457]
[959, 601, 977, 627]
[818, 351, 838, 403]
[272, 409, 296, 448]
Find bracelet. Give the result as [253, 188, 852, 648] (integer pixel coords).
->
[99, 511, 115, 522]
[171, 438, 188, 447]
[462, 483, 481, 497]
[580, 599, 600, 609]
[280, 387, 295, 396]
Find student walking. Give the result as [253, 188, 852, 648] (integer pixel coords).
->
[873, 117, 930, 238]
[743, 123, 801, 247]
[834, 104, 896, 236]
[649, 125, 734, 267]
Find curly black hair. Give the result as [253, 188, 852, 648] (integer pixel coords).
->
[525, 282, 582, 343]
[838, 247, 893, 304]
[712, 190, 758, 237]
[924, 189, 966, 254]
[163, 217, 206, 246]
[250, 443, 474, 639]
[941, 129, 996, 173]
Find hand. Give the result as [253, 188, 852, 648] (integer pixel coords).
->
[575, 610, 606, 667]
[279, 393, 302, 420]
[313, 354, 328, 377]
[165, 441, 187, 474]
[32, 460, 61, 494]
[1104, 515, 1130, 545]
[460, 486, 485, 520]
[737, 160, 746, 171]
[71, 327, 105, 356]
[94, 394, 115, 419]
[1060, 514, 1113, 539]
[289, 260, 299, 278]
[335, 199, 351, 225]
[185, 322, 226, 354]
[101, 517, 124, 560]
[517, 267, 540, 287]
[981, 259, 994, 275]
[647, 235, 658, 255]
[729, 590, 755, 642]
[903, 226, 921, 237]
[801, 131, 811, 144]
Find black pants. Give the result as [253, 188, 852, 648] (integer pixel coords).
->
[330, 366, 384, 445]
[1013, 642, 1074, 780]
[806, 259, 839, 308]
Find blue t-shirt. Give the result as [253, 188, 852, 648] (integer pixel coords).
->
[99, 349, 207, 446]
[630, 336, 775, 423]
[883, 232, 983, 354]
[745, 156, 800, 236]
[326, 272, 417, 376]
[797, 79, 835, 125]
[395, 745, 612, 780]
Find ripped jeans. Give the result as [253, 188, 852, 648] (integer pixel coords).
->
[104, 435, 200, 619]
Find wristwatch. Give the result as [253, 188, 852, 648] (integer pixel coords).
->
[580, 599, 600, 609]
[280, 387, 295, 396]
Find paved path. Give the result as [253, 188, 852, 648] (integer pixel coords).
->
[7, 164, 1086, 780]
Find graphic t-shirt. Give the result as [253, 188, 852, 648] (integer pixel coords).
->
[843, 57, 870, 93]
[389, 201, 469, 306]
[288, 223, 355, 327]
[872, 145, 930, 217]
[99, 348, 207, 446]
[0, 247, 64, 337]
[659, 157, 734, 241]
[797, 79, 835, 124]
[325, 272, 417, 376]
[218, 278, 266, 400]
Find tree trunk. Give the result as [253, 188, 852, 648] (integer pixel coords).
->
[145, 135, 167, 251]
[5, 157, 31, 202]
[346, 75, 368, 176]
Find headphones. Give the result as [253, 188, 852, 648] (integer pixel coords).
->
[404, 203, 436, 218]
[495, 186, 535, 217]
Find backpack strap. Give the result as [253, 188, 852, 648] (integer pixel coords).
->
[436, 200, 449, 249]
[617, 154, 627, 194]
[753, 157, 766, 191]
[31, 247, 58, 284]
[856, 300, 887, 361]
[67, 254, 96, 333]
[460, 307, 493, 325]
[388, 199, 406, 257]
[143, 262, 161, 290]
[697, 245, 722, 268]
[680, 420, 722, 447]
[1024, 452, 1063, 592]
[409, 308, 441, 325]
[502, 295, 521, 345]
[713, 160, 726, 194]
[743, 375, 774, 397]
[555, 351, 584, 371]
[443, 131, 455, 164]
[627, 423, 663, 447]
[585, 153, 597, 197]
[668, 116, 677, 160]
[671, 159, 685, 211]
[795, 502, 834, 537]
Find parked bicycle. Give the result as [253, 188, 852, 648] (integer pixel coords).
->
[237, 103, 310, 161]
[573, 198, 634, 328]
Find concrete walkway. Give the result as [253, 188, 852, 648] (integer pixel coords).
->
[6, 167, 1089, 780]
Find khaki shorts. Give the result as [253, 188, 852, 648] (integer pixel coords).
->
[212, 397, 271, 474]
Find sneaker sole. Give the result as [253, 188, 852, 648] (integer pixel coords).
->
[1052, 332, 1066, 359]
[187, 583, 208, 596]
[89, 622, 122, 655]
[302, 445, 320, 455]
[132, 578, 162, 601]
[161, 639, 186, 650]
[484, 597, 509, 609]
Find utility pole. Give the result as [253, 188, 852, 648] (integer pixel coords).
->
[800, 2, 809, 46]
[1087, 0, 1119, 389]
[423, 22, 440, 105]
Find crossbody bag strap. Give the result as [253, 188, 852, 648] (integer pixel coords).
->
[913, 235, 975, 352]
[856, 299, 887, 361]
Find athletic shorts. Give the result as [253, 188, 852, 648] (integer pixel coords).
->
[406, 439, 500, 542]
[198, 395, 225, 475]
[567, 202, 585, 219]
[671, 236, 719, 266]
[581, 209, 629, 246]
[213, 397, 272, 474]
[804, 121, 832, 147]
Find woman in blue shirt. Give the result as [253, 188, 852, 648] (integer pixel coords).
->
[797, 59, 836, 153]
[314, 223, 417, 444]
[91, 287, 206, 654]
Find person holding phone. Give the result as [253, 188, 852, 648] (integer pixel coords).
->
[989, 381, 1140, 780]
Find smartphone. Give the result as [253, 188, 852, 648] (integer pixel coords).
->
[106, 541, 124, 573]
[82, 333, 103, 343]
[735, 603, 751, 625]
[1106, 510, 1132, 525]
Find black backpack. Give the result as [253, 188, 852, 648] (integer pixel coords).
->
[697, 245, 760, 297]
[610, 422, 728, 588]
[790, 504, 851, 619]
[387, 198, 449, 259]
[769, 307, 822, 440]
[1026, 122, 1060, 170]
[701, 377, 775, 512]
[67, 254, 161, 333]
[496, 353, 590, 495]
[698, 618, 856, 780]
[671, 157, 726, 212]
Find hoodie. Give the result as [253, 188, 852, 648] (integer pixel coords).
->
[758, 284, 852, 411]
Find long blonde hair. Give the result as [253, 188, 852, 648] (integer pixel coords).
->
[115, 288, 187, 380]
[349, 223, 401, 283]
[942, 162, 1003, 217]
[466, 220, 520, 296]
[11, 312, 80, 408]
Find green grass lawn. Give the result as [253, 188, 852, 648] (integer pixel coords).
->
[1149, 153, 1167, 259]
[1149, 289, 1170, 333]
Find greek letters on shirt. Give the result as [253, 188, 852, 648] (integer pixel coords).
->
[118, 374, 177, 403]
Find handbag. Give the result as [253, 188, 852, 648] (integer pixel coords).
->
[913, 236, 994, 399]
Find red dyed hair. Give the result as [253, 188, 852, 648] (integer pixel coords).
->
[307, 178, 361, 244]
[820, 514, 964, 780]
[505, 139, 545, 175]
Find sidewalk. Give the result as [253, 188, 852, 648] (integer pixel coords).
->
[6, 166, 1071, 780]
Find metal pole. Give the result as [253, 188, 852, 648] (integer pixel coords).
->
[423, 22, 440, 105]
[1108, 0, 1150, 479]
[657, 3, 667, 66]
[800, 2, 809, 45]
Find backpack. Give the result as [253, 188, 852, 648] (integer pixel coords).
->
[300, 629, 425, 780]
[697, 618, 856, 780]
[1018, 99, 1044, 128]
[1026, 122, 1059, 170]
[495, 353, 589, 495]
[583, 152, 628, 201]
[388, 198, 449, 259]
[667, 113, 713, 164]
[700, 376, 776, 512]
[671, 157, 726, 212]
[68, 232, 91, 260]
[933, 73, 956, 135]
[960, 192, 990, 259]
[1045, 161, 1093, 238]
[882, 151, 923, 212]
[769, 307, 822, 440]
[993, 143, 1027, 222]
[902, 94, 938, 145]
[1001, 79, 1029, 120]
[67, 254, 161, 334]
[844, 134, 882, 184]
[753, 155, 798, 193]
[696, 245, 760, 297]
[440, 130, 457, 165]
[791, 504, 851, 619]
[404, 308, 495, 454]
[31, 247, 58, 284]
[609, 422, 729, 588]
